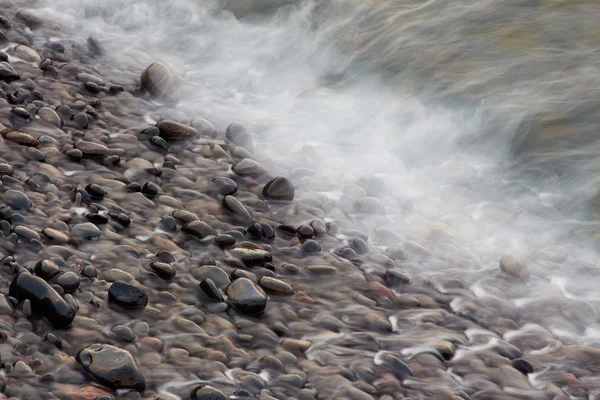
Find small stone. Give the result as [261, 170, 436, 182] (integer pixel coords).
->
[512, 359, 534, 375]
[190, 385, 227, 400]
[259, 277, 294, 295]
[82, 264, 98, 279]
[297, 225, 315, 239]
[150, 262, 176, 280]
[76, 343, 145, 391]
[247, 223, 264, 240]
[157, 119, 198, 141]
[499, 255, 530, 283]
[75, 141, 109, 157]
[9, 271, 76, 328]
[85, 183, 106, 200]
[182, 220, 217, 239]
[71, 223, 100, 239]
[262, 176, 294, 201]
[37, 107, 63, 128]
[112, 325, 136, 342]
[200, 278, 224, 301]
[2, 130, 39, 147]
[379, 353, 415, 380]
[190, 118, 217, 138]
[226, 278, 267, 314]
[15, 9, 43, 28]
[13, 225, 40, 240]
[232, 158, 263, 178]
[34, 259, 61, 280]
[215, 234, 236, 249]
[42, 228, 68, 244]
[222, 196, 252, 223]
[73, 112, 89, 129]
[355, 197, 385, 214]
[0, 164, 12, 175]
[384, 269, 411, 286]
[13, 45, 42, 63]
[230, 248, 273, 267]
[226, 122, 254, 152]
[4, 189, 32, 210]
[57, 272, 80, 292]
[141, 61, 179, 99]
[0, 62, 19, 82]
[108, 281, 148, 309]
[192, 265, 230, 288]
[301, 239, 321, 253]
[141, 182, 159, 199]
[305, 265, 336, 275]
[210, 177, 238, 196]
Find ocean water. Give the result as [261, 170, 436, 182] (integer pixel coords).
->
[33, 0, 600, 357]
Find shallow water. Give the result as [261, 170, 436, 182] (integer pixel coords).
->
[4, 0, 600, 398]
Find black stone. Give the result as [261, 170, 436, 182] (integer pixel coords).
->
[86, 213, 109, 225]
[109, 212, 131, 227]
[141, 182, 159, 199]
[260, 223, 275, 239]
[150, 262, 176, 280]
[247, 223, 264, 240]
[34, 259, 60, 280]
[76, 343, 145, 391]
[190, 385, 227, 400]
[125, 182, 142, 192]
[226, 278, 267, 314]
[262, 176, 294, 201]
[9, 271, 76, 328]
[0, 62, 19, 82]
[200, 278, 224, 301]
[156, 251, 176, 264]
[278, 224, 297, 236]
[85, 183, 106, 200]
[108, 281, 148, 309]
[512, 359, 534, 375]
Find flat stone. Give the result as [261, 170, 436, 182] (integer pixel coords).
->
[259, 277, 294, 295]
[108, 281, 148, 309]
[76, 344, 145, 391]
[230, 248, 273, 267]
[305, 265, 337, 275]
[71, 223, 100, 239]
[2, 130, 39, 147]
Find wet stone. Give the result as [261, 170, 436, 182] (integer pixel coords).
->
[172, 209, 199, 223]
[259, 277, 294, 295]
[200, 278, 225, 301]
[71, 222, 100, 239]
[305, 265, 336, 275]
[192, 265, 230, 288]
[247, 223, 264, 240]
[44, 41, 65, 53]
[82, 264, 98, 279]
[230, 248, 273, 267]
[232, 158, 263, 178]
[182, 220, 217, 239]
[378, 353, 415, 380]
[37, 107, 63, 128]
[9, 271, 76, 328]
[262, 176, 295, 201]
[73, 112, 89, 129]
[191, 118, 217, 138]
[226, 122, 254, 152]
[75, 141, 109, 157]
[13, 45, 42, 63]
[112, 325, 136, 342]
[499, 254, 530, 283]
[141, 181, 159, 199]
[57, 272, 80, 292]
[34, 259, 61, 280]
[11, 107, 30, 118]
[190, 385, 227, 400]
[222, 195, 252, 223]
[211, 176, 238, 196]
[512, 359, 534, 375]
[141, 61, 179, 99]
[215, 233, 236, 249]
[150, 262, 176, 280]
[76, 343, 145, 391]
[4, 189, 32, 210]
[384, 269, 411, 286]
[0, 62, 19, 82]
[157, 119, 198, 141]
[2, 130, 39, 147]
[15, 9, 43, 28]
[85, 183, 107, 200]
[301, 239, 322, 253]
[14, 225, 39, 240]
[227, 278, 267, 314]
[108, 281, 148, 309]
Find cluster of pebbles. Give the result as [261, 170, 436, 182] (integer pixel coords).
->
[0, 4, 597, 400]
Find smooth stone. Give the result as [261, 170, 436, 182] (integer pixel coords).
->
[301, 240, 321, 253]
[9, 271, 76, 328]
[499, 255, 530, 283]
[141, 181, 159, 198]
[71, 223, 100, 239]
[108, 281, 148, 309]
[75, 141, 109, 157]
[262, 176, 295, 201]
[14, 225, 40, 240]
[259, 277, 294, 295]
[226, 278, 267, 314]
[512, 359, 534, 375]
[82, 264, 98, 279]
[192, 265, 230, 288]
[231, 269, 257, 282]
[2, 130, 39, 147]
[190, 118, 217, 138]
[172, 209, 199, 223]
[215, 234, 236, 248]
[379, 353, 415, 380]
[0, 163, 13, 175]
[226, 122, 254, 152]
[85, 183, 106, 200]
[355, 197, 385, 214]
[57, 272, 80, 292]
[384, 269, 411, 286]
[37, 107, 63, 128]
[230, 248, 273, 267]
[112, 325, 136, 342]
[182, 220, 217, 239]
[297, 225, 314, 239]
[222, 196, 252, 223]
[0, 62, 19, 82]
[190, 385, 227, 400]
[4, 190, 32, 210]
[157, 119, 198, 141]
[211, 176, 238, 196]
[76, 343, 145, 391]
[150, 262, 176, 280]
[232, 158, 263, 178]
[15, 9, 43, 28]
[34, 259, 61, 280]
[141, 61, 179, 99]
[305, 265, 336, 275]
[200, 278, 224, 301]
[13, 45, 42, 63]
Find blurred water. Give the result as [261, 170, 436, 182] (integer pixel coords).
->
[34, 0, 600, 344]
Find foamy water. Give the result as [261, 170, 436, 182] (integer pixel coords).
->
[33, 0, 600, 346]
